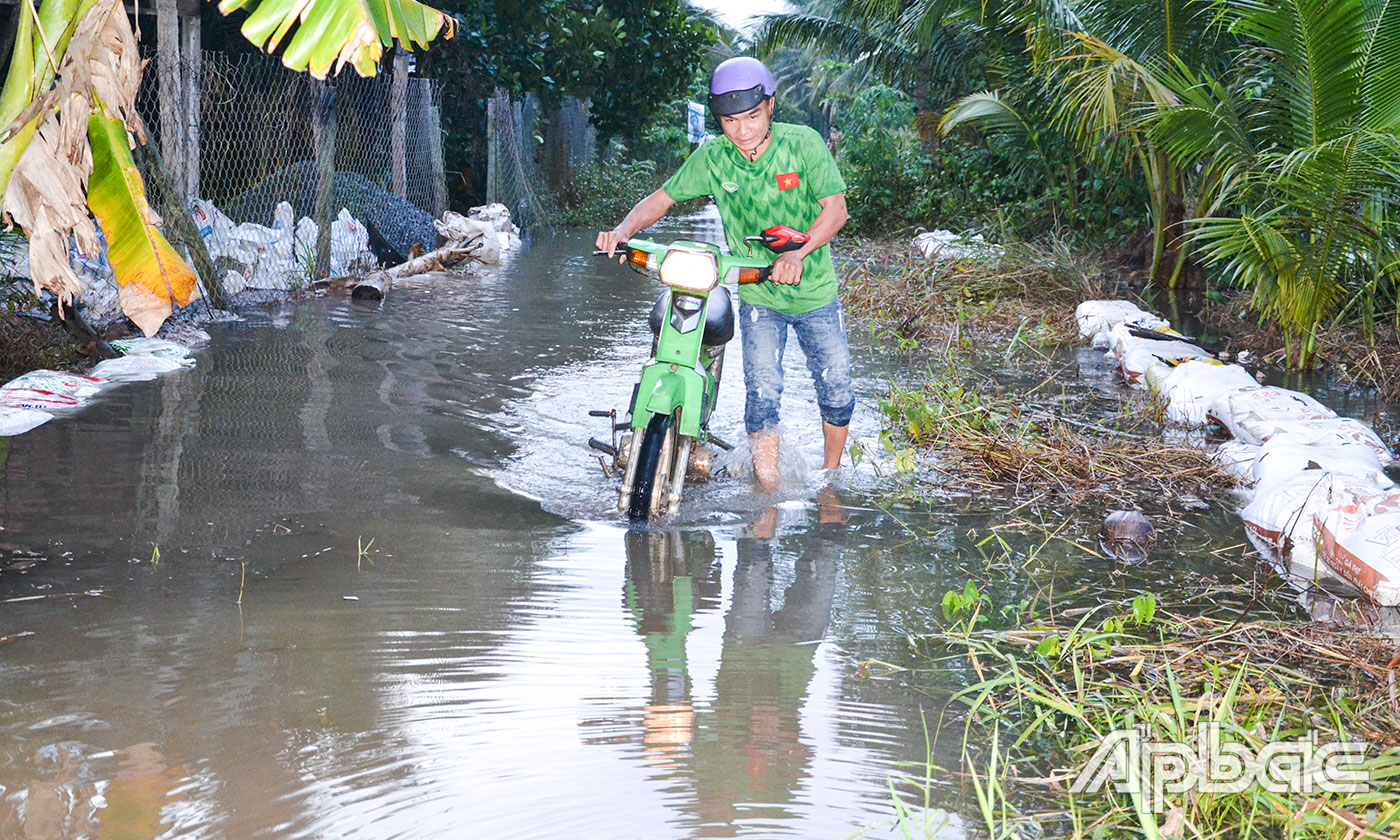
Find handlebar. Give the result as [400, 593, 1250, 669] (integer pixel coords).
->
[593, 240, 778, 285]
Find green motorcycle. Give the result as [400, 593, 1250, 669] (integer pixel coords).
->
[592, 229, 805, 520]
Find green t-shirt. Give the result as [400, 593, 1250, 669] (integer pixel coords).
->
[662, 122, 846, 315]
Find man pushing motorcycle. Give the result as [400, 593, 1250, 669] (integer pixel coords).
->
[596, 57, 854, 492]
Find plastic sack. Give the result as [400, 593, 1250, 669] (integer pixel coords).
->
[330, 208, 372, 275]
[293, 217, 319, 266]
[1075, 300, 1167, 345]
[90, 355, 191, 382]
[2, 370, 105, 398]
[191, 199, 238, 260]
[910, 229, 1003, 262]
[110, 338, 192, 358]
[1115, 338, 1213, 388]
[1253, 438, 1395, 490]
[1107, 322, 1200, 362]
[1240, 471, 1380, 590]
[1152, 361, 1259, 426]
[1262, 417, 1395, 466]
[467, 203, 520, 235]
[1315, 492, 1400, 607]
[1206, 386, 1335, 444]
[0, 389, 82, 410]
[1210, 439, 1261, 482]
[0, 406, 53, 436]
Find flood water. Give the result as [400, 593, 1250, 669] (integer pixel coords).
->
[0, 211, 1290, 838]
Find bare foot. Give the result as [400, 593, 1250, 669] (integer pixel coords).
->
[751, 431, 780, 492]
[815, 485, 846, 526]
[748, 506, 779, 539]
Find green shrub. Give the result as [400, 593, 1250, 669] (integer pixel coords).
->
[556, 159, 662, 226]
[836, 85, 1144, 246]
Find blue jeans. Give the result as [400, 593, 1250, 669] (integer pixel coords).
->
[738, 297, 855, 435]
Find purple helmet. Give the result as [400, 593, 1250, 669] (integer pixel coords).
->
[708, 57, 776, 117]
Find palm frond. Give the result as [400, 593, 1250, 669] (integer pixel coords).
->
[939, 90, 1031, 139]
[1359, 0, 1400, 129]
[1219, 0, 1368, 145]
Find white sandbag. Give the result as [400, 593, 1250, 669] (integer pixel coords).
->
[89, 355, 191, 382]
[1107, 321, 1182, 362]
[497, 231, 522, 252]
[435, 212, 500, 264]
[1253, 438, 1395, 490]
[1116, 337, 1213, 388]
[1262, 417, 1395, 466]
[1075, 300, 1166, 341]
[1206, 386, 1335, 444]
[0, 389, 82, 410]
[1316, 492, 1400, 607]
[1240, 471, 1380, 590]
[910, 229, 1003, 262]
[293, 217, 319, 264]
[2, 370, 105, 398]
[0, 406, 52, 435]
[191, 199, 237, 260]
[330, 208, 372, 275]
[1210, 439, 1262, 483]
[467, 203, 520, 235]
[222, 269, 247, 295]
[1154, 361, 1260, 426]
[110, 338, 192, 358]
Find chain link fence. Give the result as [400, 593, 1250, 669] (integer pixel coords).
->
[137, 50, 447, 258]
[485, 90, 595, 229]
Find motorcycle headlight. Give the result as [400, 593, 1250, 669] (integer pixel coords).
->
[658, 248, 719, 292]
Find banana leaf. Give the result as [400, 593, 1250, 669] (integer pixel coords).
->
[87, 109, 199, 337]
[220, 0, 455, 78]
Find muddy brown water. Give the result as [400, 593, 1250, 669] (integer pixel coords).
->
[0, 212, 1321, 838]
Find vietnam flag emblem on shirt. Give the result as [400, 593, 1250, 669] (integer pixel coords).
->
[776, 172, 800, 190]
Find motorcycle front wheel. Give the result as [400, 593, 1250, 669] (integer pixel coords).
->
[627, 412, 676, 520]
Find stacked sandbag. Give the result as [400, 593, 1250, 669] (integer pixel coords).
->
[0, 339, 198, 437]
[1075, 300, 1167, 350]
[1077, 299, 1400, 608]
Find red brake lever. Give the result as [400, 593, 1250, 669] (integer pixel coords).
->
[757, 224, 810, 253]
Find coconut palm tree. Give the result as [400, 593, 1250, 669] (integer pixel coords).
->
[0, 0, 453, 336]
[1152, 0, 1400, 367]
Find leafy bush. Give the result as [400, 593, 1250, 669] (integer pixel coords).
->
[555, 159, 662, 226]
[836, 85, 1144, 246]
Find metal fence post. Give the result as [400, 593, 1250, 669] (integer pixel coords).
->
[486, 91, 498, 205]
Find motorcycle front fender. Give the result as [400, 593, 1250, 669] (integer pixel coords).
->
[632, 364, 706, 438]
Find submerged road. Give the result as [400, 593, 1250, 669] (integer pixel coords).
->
[0, 212, 1252, 838]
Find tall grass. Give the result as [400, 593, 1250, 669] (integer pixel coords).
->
[921, 588, 1400, 838]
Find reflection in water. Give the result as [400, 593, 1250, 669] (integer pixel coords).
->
[690, 498, 844, 832]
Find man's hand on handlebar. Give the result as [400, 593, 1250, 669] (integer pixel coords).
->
[768, 252, 803, 285]
[595, 229, 630, 263]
